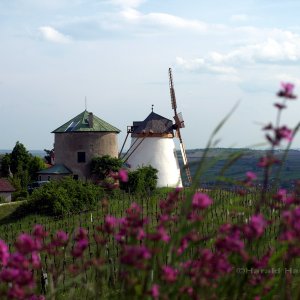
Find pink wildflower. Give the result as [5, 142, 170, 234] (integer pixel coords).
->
[192, 192, 213, 209]
[32, 224, 48, 239]
[157, 226, 170, 243]
[31, 252, 41, 269]
[246, 171, 257, 181]
[151, 284, 159, 299]
[162, 265, 178, 283]
[0, 240, 9, 266]
[104, 215, 119, 233]
[15, 234, 37, 255]
[118, 169, 128, 182]
[0, 268, 20, 282]
[72, 238, 89, 258]
[276, 126, 293, 142]
[7, 284, 25, 299]
[53, 230, 69, 247]
[244, 214, 267, 239]
[277, 82, 297, 99]
[120, 245, 151, 268]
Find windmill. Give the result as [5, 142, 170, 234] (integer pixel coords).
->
[168, 68, 192, 185]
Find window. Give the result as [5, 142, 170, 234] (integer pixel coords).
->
[77, 152, 86, 163]
[73, 175, 79, 180]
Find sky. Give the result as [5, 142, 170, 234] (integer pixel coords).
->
[1, 0, 300, 150]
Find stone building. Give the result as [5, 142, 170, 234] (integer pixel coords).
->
[39, 110, 120, 181]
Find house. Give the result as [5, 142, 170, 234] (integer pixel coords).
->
[0, 178, 16, 202]
[41, 110, 121, 181]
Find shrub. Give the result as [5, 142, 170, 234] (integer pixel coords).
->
[91, 155, 123, 180]
[23, 177, 104, 216]
[120, 165, 158, 193]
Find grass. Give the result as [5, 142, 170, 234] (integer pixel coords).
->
[0, 201, 23, 221]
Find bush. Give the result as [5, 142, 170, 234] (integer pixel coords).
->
[91, 155, 123, 180]
[23, 177, 104, 216]
[120, 165, 158, 194]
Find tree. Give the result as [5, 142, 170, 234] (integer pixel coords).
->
[10, 141, 31, 174]
[91, 155, 123, 180]
[44, 149, 54, 165]
[0, 154, 11, 177]
[0, 142, 46, 193]
[28, 156, 46, 181]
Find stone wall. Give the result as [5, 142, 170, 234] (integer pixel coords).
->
[54, 132, 118, 180]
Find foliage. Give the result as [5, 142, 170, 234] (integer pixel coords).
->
[120, 165, 158, 193]
[21, 177, 104, 216]
[91, 155, 123, 180]
[0, 154, 11, 177]
[28, 156, 46, 181]
[0, 142, 46, 193]
[43, 149, 54, 165]
[10, 141, 31, 174]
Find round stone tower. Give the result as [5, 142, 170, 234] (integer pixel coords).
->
[52, 110, 120, 180]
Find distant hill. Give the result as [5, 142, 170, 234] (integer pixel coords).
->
[177, 148, 300, 189]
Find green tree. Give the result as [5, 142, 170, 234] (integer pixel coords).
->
[91, 155, 123, 180]
[0, 154, 11, 177]
[28, 156, 46, 181]
[0, 142, 47, 194]
[10, 141, 31, 174]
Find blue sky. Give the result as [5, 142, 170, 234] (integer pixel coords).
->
[1, 0, 300, 150]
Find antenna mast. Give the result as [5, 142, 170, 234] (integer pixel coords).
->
[168, 68, 192, 185]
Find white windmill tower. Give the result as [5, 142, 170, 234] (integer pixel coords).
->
[120, 68, 192, 188]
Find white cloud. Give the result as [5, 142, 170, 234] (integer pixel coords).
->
[39, 26, 71, 44]
[176, 57, 237, 75]
[120, 9, 208, 32]
[210, 34, 300, 64]
[176, 30, 300, 82]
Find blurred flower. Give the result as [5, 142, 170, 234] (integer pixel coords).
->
[244, 214, 267, 239]
[192, 193, 213, 209]
[277, 82, 297, 99]
[161, 265, 178, 283]
[151, 284, 159, 299]
[0, 240, 9, 266]
[118, 169, 128, 182]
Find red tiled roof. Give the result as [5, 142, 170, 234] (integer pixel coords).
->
[0, 178, 16, 192]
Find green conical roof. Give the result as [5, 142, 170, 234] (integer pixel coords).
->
[37, 164, 72, 175]
[52, 110, 121, 133]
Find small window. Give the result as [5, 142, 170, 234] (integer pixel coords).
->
[47, 176, 51, 181]
[73, 175, 79, 180]
[77, 152, 86, 163]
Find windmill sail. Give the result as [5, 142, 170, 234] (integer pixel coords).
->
[168, 68, 192, 185]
